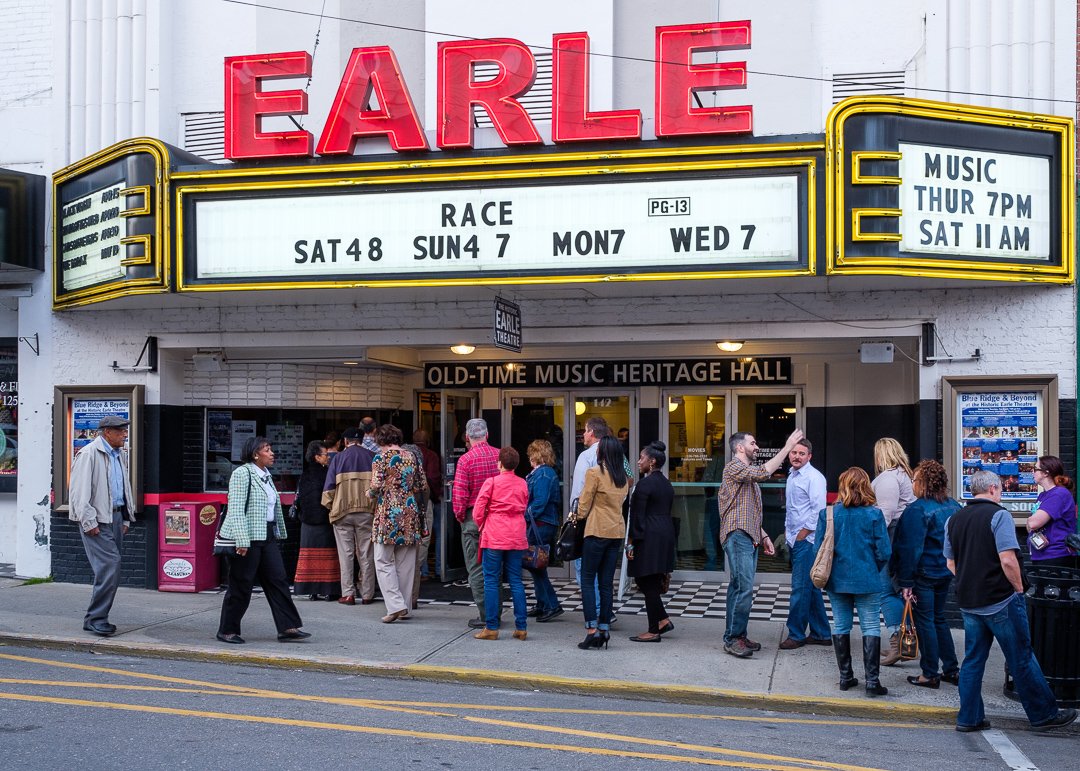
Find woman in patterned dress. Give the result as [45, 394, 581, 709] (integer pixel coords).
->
[367, 424, 429, 623]
[292, 440, 340, 601]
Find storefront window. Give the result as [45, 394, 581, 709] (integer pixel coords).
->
[0, 340, 17, 488]
[203, 408, 397, 491]
[507, 395, 566, 483]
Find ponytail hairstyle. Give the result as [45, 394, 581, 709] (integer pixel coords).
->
[640, 440, 667, 471]
[596, 435, 628, 487]
[1038, 455, 1075, 493]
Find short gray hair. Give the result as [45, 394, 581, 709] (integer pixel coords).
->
[465, 418, 488, 441]
[968, 469, 1001, 495]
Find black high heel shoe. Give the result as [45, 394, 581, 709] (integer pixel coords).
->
[577, 631, 600, 650]
[596, 630, 610, 649]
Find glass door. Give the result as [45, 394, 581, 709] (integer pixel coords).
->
[733, 389, 802, 575]
[417, 390, 478, 581]
[663, 391, 731, 575]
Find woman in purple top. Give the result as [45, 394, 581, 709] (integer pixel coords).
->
[1026, 455, 1078, 569]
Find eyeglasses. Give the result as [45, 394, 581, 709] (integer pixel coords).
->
[1034, 466, 1045, 472]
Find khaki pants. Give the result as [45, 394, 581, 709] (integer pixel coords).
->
[333, 511, 376, 600]
[461, 509, 486, 617]
[411, 501, 434, 605]
[374, 542, 418, 615]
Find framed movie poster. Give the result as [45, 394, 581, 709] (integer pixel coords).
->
[53, 385, 143, 511]
[943, 375, 1058, 518]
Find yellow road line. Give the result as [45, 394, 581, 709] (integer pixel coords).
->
[362, 700, 946, 730]
[464, 715, 887, 771]
[0, 679, 454, 717]
[0, 691, 886, 771]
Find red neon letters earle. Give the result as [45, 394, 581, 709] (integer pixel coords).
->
[224, 21, 751, 160]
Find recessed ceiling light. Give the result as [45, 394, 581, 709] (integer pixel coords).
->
[717, 341, 745, 352]
[450, 344, 475, 355]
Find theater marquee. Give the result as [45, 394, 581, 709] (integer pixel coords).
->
[827, 97, 1074, 283]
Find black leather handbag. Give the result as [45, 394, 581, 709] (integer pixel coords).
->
[554, 499, 585, 562]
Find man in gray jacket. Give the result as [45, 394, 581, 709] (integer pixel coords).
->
[68, 415, 136, 636]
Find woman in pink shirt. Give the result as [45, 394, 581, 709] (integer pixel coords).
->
[472, 446, 529, 640]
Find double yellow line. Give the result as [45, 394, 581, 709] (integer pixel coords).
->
[0, 652, 917, 770]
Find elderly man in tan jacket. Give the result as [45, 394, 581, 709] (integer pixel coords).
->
[68, 415, 137, 636]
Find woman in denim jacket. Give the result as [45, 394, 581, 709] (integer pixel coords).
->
[817, 467, 892, 697]
[894, 459, 962, 688]
[524, 440, 564, 622]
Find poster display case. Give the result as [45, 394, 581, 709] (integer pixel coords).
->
[943, 376, 1058, 518]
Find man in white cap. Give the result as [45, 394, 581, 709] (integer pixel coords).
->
[68, 415, 136, 636]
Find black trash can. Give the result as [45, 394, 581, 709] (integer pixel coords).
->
[1022, 566, 1080, 707]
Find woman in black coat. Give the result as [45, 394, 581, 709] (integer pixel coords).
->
[292, 441, 340, 601]
[626, 441, 676, 642]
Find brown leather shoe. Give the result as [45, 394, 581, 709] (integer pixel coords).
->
[779, 637, 805, 650]
[880, 632, 901, 666]
[360, 598, 376, 605]
[337, 596, 356, 605]
[474, 628, 499, 640]
[512, 630, 527, 641]
[741, 636, 762, 651]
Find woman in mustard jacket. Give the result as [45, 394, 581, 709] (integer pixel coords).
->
[576, 435, 630, 650]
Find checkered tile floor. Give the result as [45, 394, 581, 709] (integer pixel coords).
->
[420, 578, 835, 622]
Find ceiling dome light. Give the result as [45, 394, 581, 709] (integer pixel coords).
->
[450, 344, 475, 355]
[783, 407, 797, 414]
[707, 400, 714, 414]
[716, 341, 744, 352]
[575, 401, 587, 416]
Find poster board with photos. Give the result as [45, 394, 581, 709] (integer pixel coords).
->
[943, 376, 1058, 518]
[52, 385, 143, 511]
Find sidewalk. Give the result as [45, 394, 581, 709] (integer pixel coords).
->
[0, 577, 1050, 728]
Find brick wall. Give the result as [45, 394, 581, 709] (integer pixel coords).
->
[182, 362, 404, 408]
[0, 0, 51, 107]
[50, 513, 157, 589]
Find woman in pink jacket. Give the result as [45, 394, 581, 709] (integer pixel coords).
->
[472, 446, 529, 640]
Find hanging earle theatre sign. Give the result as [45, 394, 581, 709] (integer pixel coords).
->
[50, 20, 1075, 309]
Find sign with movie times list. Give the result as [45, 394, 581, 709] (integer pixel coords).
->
[59, 182, 128, 291]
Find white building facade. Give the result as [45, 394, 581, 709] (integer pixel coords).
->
[1, 0, 1075, 583]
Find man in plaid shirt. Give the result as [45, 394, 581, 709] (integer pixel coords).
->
[453, 418, 501, 628]
[718, 428, 803, 659]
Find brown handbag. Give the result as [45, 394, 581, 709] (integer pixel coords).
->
[899, 597, 919, 661]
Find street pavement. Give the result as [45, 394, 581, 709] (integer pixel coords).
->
[0, 577, 1069, 731]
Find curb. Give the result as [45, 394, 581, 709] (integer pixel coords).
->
[0, 631, 981, 725]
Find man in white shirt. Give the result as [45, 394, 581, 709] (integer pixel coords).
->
[778, 438, 832, 649]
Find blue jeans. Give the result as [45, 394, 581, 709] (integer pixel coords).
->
[703, 499, 721, 570]
[958, 594, 1059, 728]
[879, 564, 904, 632]
[911, 574, 959, 679]
[787, 538, 831, 642]
[827, 592, 881, 637]
[574, 557, 601, 613]
[482, 549, 527, 631]
[722, 530, 758, 644]
[580, 536, 620, 631]
[525, 522, 561, 613]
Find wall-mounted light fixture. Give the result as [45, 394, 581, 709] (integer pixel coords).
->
[716, 341, 744, 352]
[450, 344, 475, 355]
